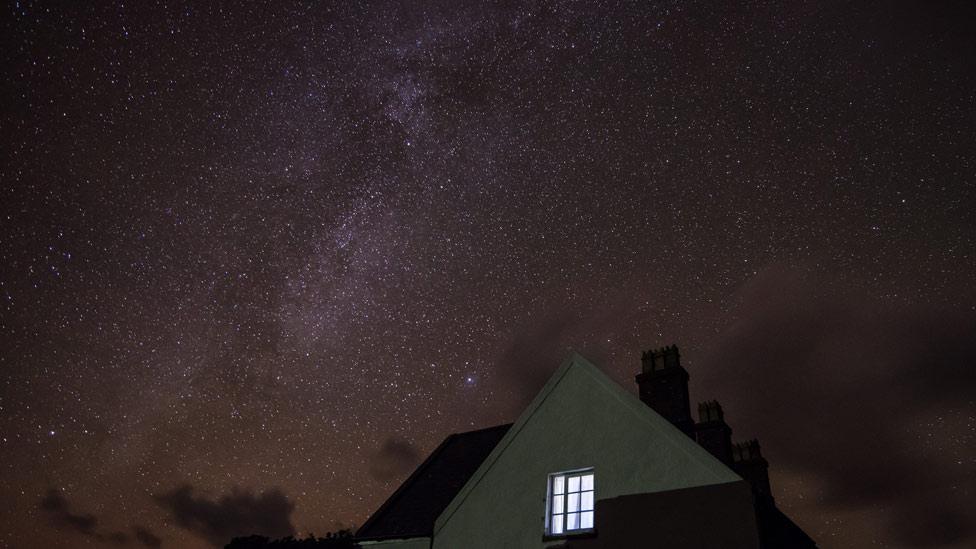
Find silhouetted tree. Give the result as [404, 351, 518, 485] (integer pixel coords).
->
[225, 530, 359, 548]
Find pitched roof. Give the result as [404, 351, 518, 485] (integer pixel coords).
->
[432, 353, 741, 536]
[756, 498, 818, 548]
[355, 423, 512, 540]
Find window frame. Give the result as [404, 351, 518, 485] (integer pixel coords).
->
[545, 467, 595, 538]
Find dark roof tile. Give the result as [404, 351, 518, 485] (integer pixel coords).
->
[356, 423, 512, 539]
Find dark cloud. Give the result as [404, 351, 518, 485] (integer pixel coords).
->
[494, 303, 631, 410]
[40, 490, 99, 537]
[133, 526, 163, 548]
[368, 437, 422, 482]
[39, 489, 130, 545]
[698, 266, 976, 547]
[155, 484, 295, 547]
[496, 314, 578, 407]
[106, 531, 130, 545]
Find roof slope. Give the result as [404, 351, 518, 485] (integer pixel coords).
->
[756, 498, 818, 548]
[427, 354, 751, 549]
[434, 353, 742, 538]
[356, 423, 512, 539]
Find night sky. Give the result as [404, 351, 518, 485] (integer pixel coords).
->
[2, 1, 975, 548]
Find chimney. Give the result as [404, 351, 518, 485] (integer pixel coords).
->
[695, 400, 733, 465]
[636, 345, 695, 436]
[732, 440, 773, 502]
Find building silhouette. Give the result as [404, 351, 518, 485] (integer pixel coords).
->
[227, 346, 816, 548]
[353, 346, 816, 548]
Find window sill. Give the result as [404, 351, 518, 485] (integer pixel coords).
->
[543, 528, 597, 542]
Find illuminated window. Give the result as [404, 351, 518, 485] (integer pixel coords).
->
[547, 469, 594, 535]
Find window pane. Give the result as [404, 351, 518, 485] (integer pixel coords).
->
[581, 473, 594, 491]
[567, 512, 580, 530]
[581, 511, 594, 529]
[568, 476, 580, 493]
[581, 491, 593, 511]
[553, 475, 565, 495]
[567, 493, 579, 513]
[552, 495, 564, 514]
[551, 515, 564, 535]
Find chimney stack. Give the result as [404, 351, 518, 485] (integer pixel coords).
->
[635, 345, 695, 436]
[695, 400, 733, 465]
[732, 440, 773, 502]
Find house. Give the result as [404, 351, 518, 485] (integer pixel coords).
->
[355, 346, 816, 548]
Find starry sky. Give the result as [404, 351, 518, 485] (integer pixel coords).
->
[1, 1, 974, 547]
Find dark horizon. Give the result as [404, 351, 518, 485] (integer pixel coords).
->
[2, 1, 974, 547]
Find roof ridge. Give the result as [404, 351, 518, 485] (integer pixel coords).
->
[432, 353, 741, 535]
[449, 422, 513, 437]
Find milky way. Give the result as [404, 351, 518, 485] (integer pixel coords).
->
[2, 2, 974, 547]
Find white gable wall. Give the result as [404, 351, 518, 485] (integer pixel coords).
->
[432, 354, 752, 548]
